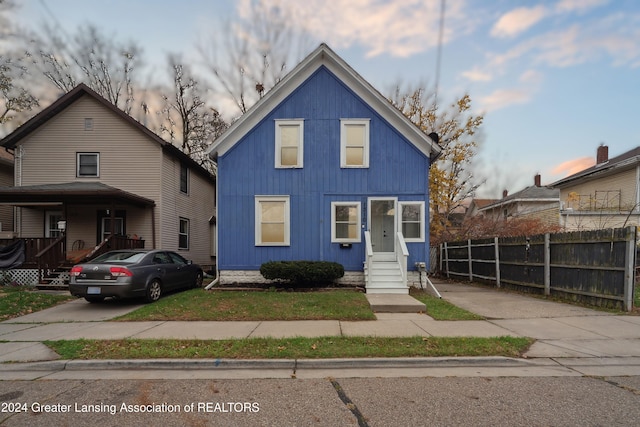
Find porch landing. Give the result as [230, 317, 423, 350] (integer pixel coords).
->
[365, 294, 426, 313]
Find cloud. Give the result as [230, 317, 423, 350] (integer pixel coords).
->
[236, 0, 473, 58]
[551, 156, 595, 176]
[555, 0, 609, 14]
[491, 5, 548, 38]
[478, 87, 533, 112]
[461, 67, 493, 82]
[519, 69, 543, 84]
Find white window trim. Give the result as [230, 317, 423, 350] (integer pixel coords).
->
[76, 152, 100, 177]
[398, 201, 425, 242]
[340, 119, 370, 168]
[331, 201, 362, 243]
[179, 217, 190, 250]
[255, 195, 290, 246]
[275, 119, 304, 168]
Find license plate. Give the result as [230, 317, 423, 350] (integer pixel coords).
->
[87, 287, 101, 295]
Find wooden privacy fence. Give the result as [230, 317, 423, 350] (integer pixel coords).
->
[439, 226, 637, 311]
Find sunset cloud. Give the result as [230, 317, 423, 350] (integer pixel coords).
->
[236, 0, 472, 58]
[551, 156, 596, 177]
[491, 6, 548, 38]
[478, 87, 533, 112]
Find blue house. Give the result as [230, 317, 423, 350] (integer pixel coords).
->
[207, 44, 441, 293]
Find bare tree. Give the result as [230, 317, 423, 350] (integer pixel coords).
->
[199, 3, 313, 117]
[26, 23, 141, 114]
[0, 0, 39, 127]
[160, 55, 228, 173]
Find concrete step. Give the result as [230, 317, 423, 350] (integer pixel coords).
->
[365, 293, 426, 312]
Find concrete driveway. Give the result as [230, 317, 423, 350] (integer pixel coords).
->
[433, 280, 613, 319]
[3, 297, 144, 323]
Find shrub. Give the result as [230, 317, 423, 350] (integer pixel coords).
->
[260, 261, 345, 287]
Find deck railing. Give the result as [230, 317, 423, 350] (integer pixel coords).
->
[1, 236, 146, 282]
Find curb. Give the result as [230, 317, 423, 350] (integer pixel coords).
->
[0, 356, 535, 372]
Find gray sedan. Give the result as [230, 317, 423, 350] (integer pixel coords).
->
[69, 249, 203, 303]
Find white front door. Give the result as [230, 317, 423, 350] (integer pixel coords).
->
[368, 198, 396, 260]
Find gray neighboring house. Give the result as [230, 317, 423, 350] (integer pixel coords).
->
[471, 174, 560, 226]
[0, 83, 216, 285]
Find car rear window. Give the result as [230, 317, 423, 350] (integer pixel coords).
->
[93, 252, 147, 264]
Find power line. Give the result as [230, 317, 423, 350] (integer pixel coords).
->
[433, 0, 446, 111]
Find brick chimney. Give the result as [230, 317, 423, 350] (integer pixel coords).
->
[503, 189, 508, 198]
[596, 144, 609, 165]
[534, 174, 541, 187]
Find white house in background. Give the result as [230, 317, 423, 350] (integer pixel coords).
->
[551, 145, 640, 231]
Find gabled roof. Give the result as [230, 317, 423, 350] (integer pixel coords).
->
[551, 146, 640, 188]
[0, 83, 214, 181]
[478, 185, 559, 212]
[207, 43, 441, 161]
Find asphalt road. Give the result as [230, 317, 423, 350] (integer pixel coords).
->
[2, 376, 640, 426]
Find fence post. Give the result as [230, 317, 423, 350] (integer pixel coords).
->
[544, 233, 551, 296]
[443, 242, 450, 278]
[494, 237, 501, 288]
[624, 226, 636, 312]
[468, 239, 473, 282]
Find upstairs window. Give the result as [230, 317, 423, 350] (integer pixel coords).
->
[180, 162, 189, 194]
[275, 120, 304, 168]
[77, 152, 99, 177]
[340, 119, 369, 168]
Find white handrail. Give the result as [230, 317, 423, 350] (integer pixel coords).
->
[395, 232, 409, 288]
[364, 231, 373, 289]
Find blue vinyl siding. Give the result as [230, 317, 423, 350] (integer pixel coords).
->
[218, 66, 431, 271]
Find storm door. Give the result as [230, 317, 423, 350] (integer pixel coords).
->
[368, 198, 396, 260]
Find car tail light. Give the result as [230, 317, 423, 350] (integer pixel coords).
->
[70, 266, 83, 276]
[110, 266, 133, 277]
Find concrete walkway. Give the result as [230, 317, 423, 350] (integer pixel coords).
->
[2, 279, 640, 378]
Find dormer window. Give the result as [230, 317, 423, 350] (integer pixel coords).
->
[275, 120, 304, 168]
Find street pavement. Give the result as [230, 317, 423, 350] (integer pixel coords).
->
[1, 279, 640, 379]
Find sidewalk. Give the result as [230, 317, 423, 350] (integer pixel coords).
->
[2, 280, 640, 377]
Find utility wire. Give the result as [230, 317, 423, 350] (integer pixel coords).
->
[433, 0, 446, 111]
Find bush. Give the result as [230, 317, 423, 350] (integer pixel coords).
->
[260, 261, 345, 287]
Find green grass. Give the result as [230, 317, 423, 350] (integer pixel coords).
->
[115, 289, 377, 321]
[0, 286, 74, 321]
[410, 290, 485, 320]
[46, 336, 533, 360]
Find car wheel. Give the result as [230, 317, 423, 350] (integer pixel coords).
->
[193, 271, 204, 289]
[145, 280, 162, 303]
[85, 296, 105, 304]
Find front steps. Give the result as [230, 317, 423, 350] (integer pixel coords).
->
[365, 260, 408, 294]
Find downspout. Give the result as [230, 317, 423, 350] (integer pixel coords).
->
[14, 146, 24, 236]
[205, 153, 220, 290]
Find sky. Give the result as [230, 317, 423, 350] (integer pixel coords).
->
[9, 0, 640, 198]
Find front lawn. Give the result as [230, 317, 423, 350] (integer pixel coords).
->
[0, 286, 75, 321]
[115, 289, 377, 321]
